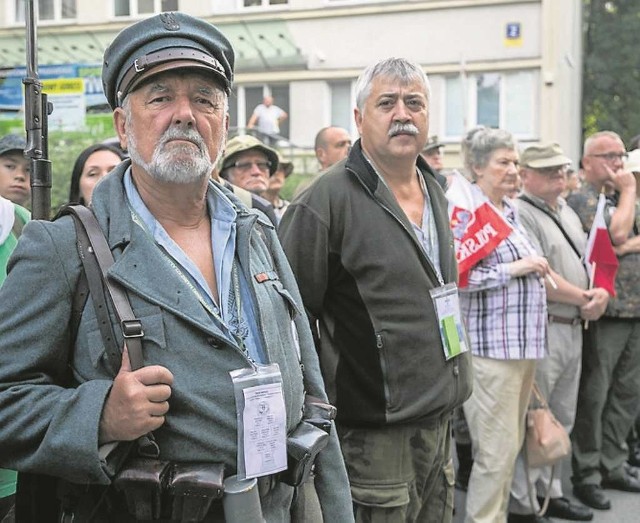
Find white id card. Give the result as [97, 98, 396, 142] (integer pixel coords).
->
[242, 382, 288, 479]
[429, 283, 469, 360]
[230, 363, 288, 480]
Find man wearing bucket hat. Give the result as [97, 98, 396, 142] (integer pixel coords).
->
[508, 143, 606, 522]
[0, 11, 351, 522]
[214, 134, 279, 225]
[219, 134, 278, 196]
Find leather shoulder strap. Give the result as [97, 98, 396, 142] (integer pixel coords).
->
[63, 205, 145, 370]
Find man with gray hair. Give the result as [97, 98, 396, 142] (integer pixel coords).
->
[567, 131, 640, 511]
[279, 57, 472, 522]
[0, 11, 351, 522]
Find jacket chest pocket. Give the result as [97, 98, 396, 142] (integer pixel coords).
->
[268, 280, 303, 321]
[84, 307, 167, 370]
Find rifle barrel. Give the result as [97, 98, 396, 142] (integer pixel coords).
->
[23, 0, 52, 220]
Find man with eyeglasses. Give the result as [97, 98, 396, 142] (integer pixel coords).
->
[217, 134, 279, 225]
[509, 143, 608, 522]
[566, 131, 640, 510]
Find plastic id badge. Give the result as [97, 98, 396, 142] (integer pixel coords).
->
[230, 363, 288, 480]
[429, 283, 468, 360]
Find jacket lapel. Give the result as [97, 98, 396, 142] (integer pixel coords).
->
[90, 163, 229, 339]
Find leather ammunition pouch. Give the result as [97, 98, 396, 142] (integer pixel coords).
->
[112, 459, 225, 522]
[280, 420, 329, 487]
[303, 395, 337, 435]
[279, 395, 336, 487]
[168, 462, 225, 522]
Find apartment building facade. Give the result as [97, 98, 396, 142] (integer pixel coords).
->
[0, 0, 583, 166]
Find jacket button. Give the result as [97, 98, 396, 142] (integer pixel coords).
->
[207, 337, 221, 349]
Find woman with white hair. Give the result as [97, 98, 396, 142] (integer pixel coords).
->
[459, 126, 549, 523]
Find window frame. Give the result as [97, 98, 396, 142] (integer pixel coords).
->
[13, 0, 77, 25]
[238, 0, 289, 10]
[442, 69, 539, 142]
[111, 0, 179, 18]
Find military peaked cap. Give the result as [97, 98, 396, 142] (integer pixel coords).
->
[102, 11, 235, 110]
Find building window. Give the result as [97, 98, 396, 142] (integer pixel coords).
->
[230, 84, 290, 141]
[444, 70, 537, 139]
[330, 81, 353, 133]
[15, 0, 76, 22]
[242, 0, 288, 8]
[114, 0, 178, 17]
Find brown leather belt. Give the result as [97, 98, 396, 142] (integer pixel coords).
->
[548, 314, 581, 326]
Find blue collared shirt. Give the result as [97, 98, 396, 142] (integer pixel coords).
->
[124, 170, 265, 362]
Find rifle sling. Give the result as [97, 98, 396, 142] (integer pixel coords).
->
[66, 205, 144, 370]
[65, 205, 159, 457]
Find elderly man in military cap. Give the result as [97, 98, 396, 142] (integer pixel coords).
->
[0, 11, 351, 522]
[263, 152, 294, 223]
[420, 135, 447, 189]
[507, 143, 608, 522]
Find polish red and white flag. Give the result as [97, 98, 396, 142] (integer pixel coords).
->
[445, 171, 513, 287]
[584, 193, 619, 296]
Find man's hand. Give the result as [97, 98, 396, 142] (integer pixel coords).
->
[613, 235, 640, 256]
[580, 287, 610, 321]
[508, 255, 550, 278]
[99, 346, 174, 444]
[606, 164, 636, 193]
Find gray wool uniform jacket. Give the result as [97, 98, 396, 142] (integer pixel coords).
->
[0, 162, 352, 522]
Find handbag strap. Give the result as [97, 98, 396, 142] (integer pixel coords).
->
[530, 382, 548, 409]
[524, 381, 553, 517]
[524, 445, 555, 517]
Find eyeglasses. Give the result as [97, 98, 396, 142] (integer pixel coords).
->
[588, 152, 628, 162]
[230, 160, 272, 172]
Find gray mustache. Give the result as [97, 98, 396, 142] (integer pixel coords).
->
[159, 127, 207, 153]
[388, 123, 419, 137]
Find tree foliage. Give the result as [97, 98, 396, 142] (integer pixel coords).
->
[583, 0, 640, 145]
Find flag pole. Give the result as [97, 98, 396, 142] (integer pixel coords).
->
[584, 261, 596, 330]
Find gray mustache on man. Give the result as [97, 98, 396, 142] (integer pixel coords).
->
[388, 122, 419, 137]
[158, 126, 209, 158]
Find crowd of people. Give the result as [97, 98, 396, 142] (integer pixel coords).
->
[0, 10, 639, 523]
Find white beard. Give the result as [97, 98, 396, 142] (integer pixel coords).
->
[128, 125, 216, 184]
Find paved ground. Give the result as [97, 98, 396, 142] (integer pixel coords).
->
[453, 453, 640, 522]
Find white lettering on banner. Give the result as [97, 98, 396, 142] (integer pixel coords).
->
[457, 222, 499, 262]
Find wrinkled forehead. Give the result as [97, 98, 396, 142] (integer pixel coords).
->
[131, 69, 227, 98]
[370, 73, 428, 96]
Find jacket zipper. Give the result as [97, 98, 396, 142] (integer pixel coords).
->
[376, 333, 393, 410]
[348, 167, 462, 405]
